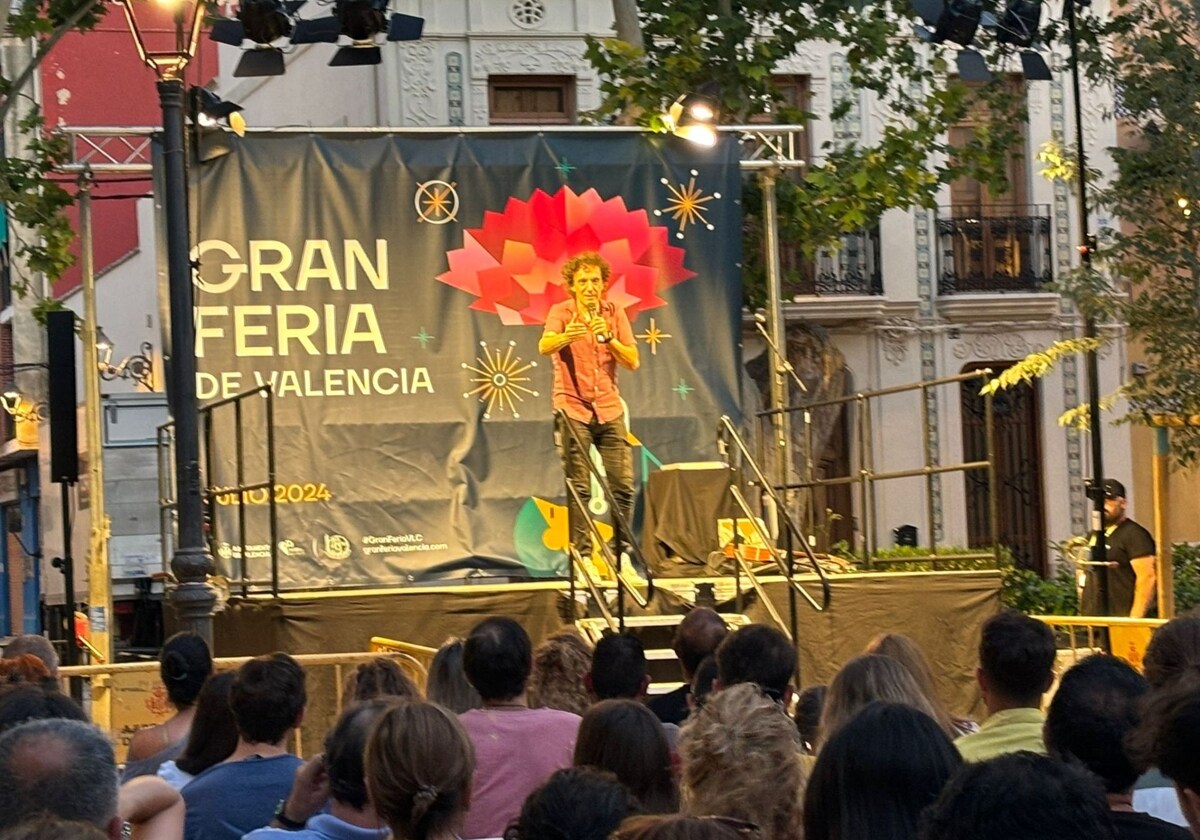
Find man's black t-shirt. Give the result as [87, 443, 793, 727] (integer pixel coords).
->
[1081, 518, 1156, 616]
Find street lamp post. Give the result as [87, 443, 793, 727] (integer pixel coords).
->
[118, 0, 217, 646]
[1064, 0, 1108, 612]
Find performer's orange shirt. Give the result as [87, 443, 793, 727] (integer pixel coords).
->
[544, 298, 634, 424]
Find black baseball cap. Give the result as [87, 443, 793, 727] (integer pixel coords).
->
[1104, 479, 1126, 499]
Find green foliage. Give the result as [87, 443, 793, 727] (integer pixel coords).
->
[0, 108, 77, 298]
[980, 338, 1102, 396]
[1070, 0, 1200, 465]
[1173, 543, 1200, 613]
[585, 0, 1029, 304]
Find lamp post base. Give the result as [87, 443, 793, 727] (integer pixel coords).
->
[170, 545, 217, 648]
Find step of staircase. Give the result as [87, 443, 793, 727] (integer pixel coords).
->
[575, 613, 751, 694]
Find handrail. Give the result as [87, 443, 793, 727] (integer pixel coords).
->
[729, 484, 824, 612]
[567, 544, 619, 633]
[561, 459, 648, 630]
[718, 415, 832, 612]
[556, 410, 655, 620]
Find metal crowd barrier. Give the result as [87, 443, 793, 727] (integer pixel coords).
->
[60, 648, 432, 759]
[1030, 614, 1167, 671]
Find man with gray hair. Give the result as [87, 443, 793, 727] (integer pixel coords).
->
[0, 718, 183, 839]
[3, 634, 59, 678]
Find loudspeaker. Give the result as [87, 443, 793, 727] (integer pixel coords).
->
[47, 310, 78, 484]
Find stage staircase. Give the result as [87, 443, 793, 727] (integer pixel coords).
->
[575, 613, 752, 695]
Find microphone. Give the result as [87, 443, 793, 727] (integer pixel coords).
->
[586, 303, 611, 344]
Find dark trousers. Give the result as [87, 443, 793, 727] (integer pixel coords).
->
[557, 413, 635, 562]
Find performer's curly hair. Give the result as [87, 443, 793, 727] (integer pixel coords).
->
[561, 252, 611, 287]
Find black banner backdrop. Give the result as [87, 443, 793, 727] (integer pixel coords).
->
[186, 131, 743, 588]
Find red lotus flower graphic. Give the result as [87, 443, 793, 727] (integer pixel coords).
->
[437, 186, 695, 326]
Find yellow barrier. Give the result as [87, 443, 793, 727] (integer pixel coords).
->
[59, 649, 431, 761]
[1031, 615, 1167, 672]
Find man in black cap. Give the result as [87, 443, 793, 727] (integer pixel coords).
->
[1080, 479, 1157, 618]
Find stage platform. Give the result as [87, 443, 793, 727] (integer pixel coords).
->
[208, 569, 1001, 715]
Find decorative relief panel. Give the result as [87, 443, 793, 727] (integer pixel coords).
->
[509, 0, 547, 29]
[400, 42, 440, 126]
[470, 40, 593, 78]
[951, 332, 1035, 361]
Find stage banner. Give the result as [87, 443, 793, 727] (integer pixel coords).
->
[189, 131, 743, 588]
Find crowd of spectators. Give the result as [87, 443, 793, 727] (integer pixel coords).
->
[2, 607, 1200, 840]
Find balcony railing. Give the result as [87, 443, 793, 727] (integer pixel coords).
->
[783, 226, 883, 298]
[936, 205, 1052, 295]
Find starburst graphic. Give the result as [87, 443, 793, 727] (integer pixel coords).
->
[437, 186, 695, 326]
[672, 379, 695, 400]
[554, 158, 577, 179]
[654, 169, 720, 239]
[413, 327, 435, 348]
[415, 180, 459, 224]
[462, 340, 539, 420]
[636, 317, 673, 356]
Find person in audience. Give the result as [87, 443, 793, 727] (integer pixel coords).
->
[459, 616, 581, 839]
[648, 608, 728, 726]
[867, 633, 976, 736]
[1135, 615, 1200, 825]
[0, 718, 184, 840]
[1142, 614, 1200, 691]
[804, 702, 962, 840]
[346, 657, 421, 703]
[426, 638, 482, 714]
[182, 653, 306, 840]
[504, 767, 640, 840]
[919, 751, 1117, 840]
[366, 699, 475, 840]
[793, 685, 826, 755]
[955, 610, 1055, 762]
[157, 670, 238, 790]
[574, 699, 678, 813]
[1044, 654, 1189, 840]
[0, 654, 53, 688]
[0, 815, 109, 840]
[2, 635, 59, 679]
[529, 630, 593, 715]
[688, 656, 719, 714]
[819, 654, 942, 745]
[588, 632, 649, 701]
[248, 698, 392, 837]
[124, 632, 213, 780]
[678, 683, 805, 840]
[0, 684, 87, 734]
[613, 815, 760, 840]
[1132, 675, 1200, 839]
[714, 624, 796, 704]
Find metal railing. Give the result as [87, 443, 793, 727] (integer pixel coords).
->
[556, 410, 654, 631]
[716, 416, 831, 645]
[936, 204, 1053, 294]
[60, 649, 430, 753]
[784, 226, 883, 298]
[1032, 615, 1166, 671]
[759, 369, 1000, 568]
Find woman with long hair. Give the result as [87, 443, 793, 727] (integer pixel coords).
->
[157, 671, 238, 789]
[365, 700, 476, 840]
[124, 632, 212, 779]
[820, 654, 945, 746]
[426, 638, 482, 714]
[529, 631, 593, 715]
[803, 702, 961, 840]
[574, 699, 678, 813]
[865, 633, 974, 736]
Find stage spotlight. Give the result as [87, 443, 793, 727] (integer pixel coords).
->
[1019, 50, 1052, 80]
[209, 0, 302, 77]
[664, 94, 718, 147]
[190, 87, 247, 137]
[955, 49, 993, 82]
[996, 0, 1043, 47]
[291, 0, 423, 67]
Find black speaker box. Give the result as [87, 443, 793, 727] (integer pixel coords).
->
[47, 310, 78, 484]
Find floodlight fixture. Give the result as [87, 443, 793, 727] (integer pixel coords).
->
[1019, 50, 1052, 80]
[664, 94, 719, 147]
[291, 0, 423, 67]
[190, 87, 247, 136]
[934, 0, 985, 45]
[209, 0, 301, 76]
[956, 49, 993, 82]
[996, 0, 1043, 47]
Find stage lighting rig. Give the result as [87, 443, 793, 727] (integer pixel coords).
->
[291, 0, 423, 67]
[190, 87, 246, 136]
[209, 0, 304, 77]
[910, 0, 993, 82]
[993, 0, 1052, 80]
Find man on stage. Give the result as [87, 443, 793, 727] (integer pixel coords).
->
[539, 252, 640, 570]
